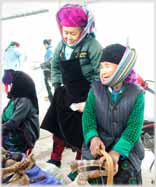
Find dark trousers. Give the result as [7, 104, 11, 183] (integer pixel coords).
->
[43, 71, 52, 101]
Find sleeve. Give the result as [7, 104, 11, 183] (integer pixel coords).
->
[87, 39, 103, 81]
[51, 42, 62, 86]
[112, 92, 145, 157]
[82, 89, 99, 145]
[48, 49, 53, 60]
[3, 98, 31, 130]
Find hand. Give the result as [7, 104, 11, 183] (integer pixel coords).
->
[75, 102, 86, 112]
[109, 150, 120, 175]
[90, 137, 105, 158]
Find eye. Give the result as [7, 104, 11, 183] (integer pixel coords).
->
[63, 31, 68, 34]
[71, 32, 76, 36]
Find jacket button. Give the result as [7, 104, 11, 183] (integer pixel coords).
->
[112, 122, 117, 126]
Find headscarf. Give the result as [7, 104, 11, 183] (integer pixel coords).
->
[8, 71, 39, 114]
[5, 41, 20, 52]
[100, 44, 137, 87]
[56, 4, 95, 46]
[125, 69, 138, 83]
[9, 41, 20, 48]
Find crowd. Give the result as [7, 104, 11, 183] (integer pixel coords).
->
[1, 3, 148, 185]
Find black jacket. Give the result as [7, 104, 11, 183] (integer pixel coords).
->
[2, 97, 39, 148]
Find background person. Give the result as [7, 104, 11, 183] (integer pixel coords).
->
[41, 39, 53, 102]
[2, 41, 26, 94]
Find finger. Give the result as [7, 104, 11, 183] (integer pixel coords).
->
[113, 163, 119, 175]
[90, 147, 96, 157]
[91, 150, 98, 158]
[100, 142, 105, 150]
[91, 146, 100, 157]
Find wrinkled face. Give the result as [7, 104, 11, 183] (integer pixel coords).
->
[100, 62, 118, 84]
[62, 26, 82, 46]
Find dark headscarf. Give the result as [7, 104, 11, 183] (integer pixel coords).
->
[100, 44, 126, 64]
[8, 71, 39, 114]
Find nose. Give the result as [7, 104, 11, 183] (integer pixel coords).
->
[100, 68, 106, 74]
[66, 34, 72, 40]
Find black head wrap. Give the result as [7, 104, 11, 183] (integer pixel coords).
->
[100, 44, 126, 64]
[8, 71, 39, 114]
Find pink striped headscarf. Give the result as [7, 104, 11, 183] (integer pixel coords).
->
[56, 4, 95, 46]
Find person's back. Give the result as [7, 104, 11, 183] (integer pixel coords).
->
[2, 71, 39, 153]
[3, 41, 23, 71]
[3, 47, 21, 70]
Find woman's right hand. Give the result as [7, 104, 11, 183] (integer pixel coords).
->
[108, 150, 120, 175]
[90, 137, 105, 158]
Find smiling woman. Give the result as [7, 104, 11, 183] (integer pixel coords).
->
[62, 27, 82, 46]
[40, 3, 103, 167]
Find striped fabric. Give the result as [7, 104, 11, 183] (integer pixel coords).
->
[103, 47, 137, 87]
[77, 8, 95, 45]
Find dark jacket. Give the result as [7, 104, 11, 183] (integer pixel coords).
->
[51, 34, 103, 85]
[2, 97, 39, 148]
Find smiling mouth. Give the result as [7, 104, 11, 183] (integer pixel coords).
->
[67, 41, 74, 44]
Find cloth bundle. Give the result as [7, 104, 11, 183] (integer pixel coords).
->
[2, 148, 62, 185]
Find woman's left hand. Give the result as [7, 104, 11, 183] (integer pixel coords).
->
[76, 102, 86, 112]
[70, 102, 86, 112]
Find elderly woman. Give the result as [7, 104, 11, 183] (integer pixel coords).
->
[82, 44, 145, 184]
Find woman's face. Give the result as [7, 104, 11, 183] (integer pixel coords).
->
[62, 26, 82, 46]
[100, 62, 118, 84]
